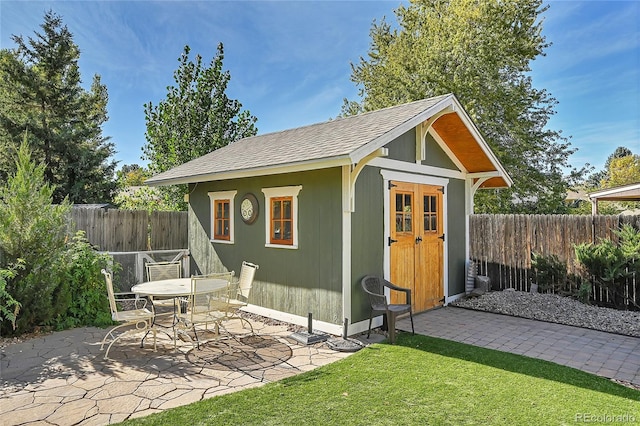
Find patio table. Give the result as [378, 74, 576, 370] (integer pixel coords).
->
[131, 277, 230, 346]
[132, 277, 228, 298]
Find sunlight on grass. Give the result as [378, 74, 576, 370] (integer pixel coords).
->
[121, 334, 640, 425]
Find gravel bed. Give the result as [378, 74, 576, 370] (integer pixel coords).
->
[452, 289, 640, 338]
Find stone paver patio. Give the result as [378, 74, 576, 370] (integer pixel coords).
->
[0, 318, 363, 425]
[397, 306, 640, 388]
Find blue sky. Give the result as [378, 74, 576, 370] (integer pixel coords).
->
[1, 1, 638, 175]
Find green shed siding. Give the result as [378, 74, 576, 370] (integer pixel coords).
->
[445, 178, 467, 296]
[350, 166, 385, 323]
[423, 133, 459, 170]
[188, 168, 344, 324]
[385, 128, 416, 162]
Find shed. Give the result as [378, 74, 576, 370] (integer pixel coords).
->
[146, 94, 511, 335]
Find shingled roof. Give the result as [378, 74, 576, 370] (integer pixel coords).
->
[146, 94, 510, 187]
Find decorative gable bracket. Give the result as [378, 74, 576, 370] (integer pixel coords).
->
[416, 105, 455, 163]
[344, 147, 389, 213]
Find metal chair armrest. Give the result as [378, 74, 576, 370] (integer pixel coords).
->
[114, 292, 148, 309]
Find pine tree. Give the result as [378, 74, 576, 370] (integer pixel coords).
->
[0, 10, 116, 204]
[0, 139, 70, 335]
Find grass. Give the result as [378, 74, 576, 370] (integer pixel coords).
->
[120, 333, 640, 425]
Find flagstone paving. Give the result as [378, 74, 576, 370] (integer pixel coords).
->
[0, 318, 364, 425]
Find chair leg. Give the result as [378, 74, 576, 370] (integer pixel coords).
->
[367, 311, 373, 339]
[388, 312, 396, 344]
[224, 313, 255, 335]
[103, 320, 156, 360]
[151, 326, 157, 352]
[409, 311, 415, 335]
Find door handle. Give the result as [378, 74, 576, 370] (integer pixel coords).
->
[415, 236, 423, 244]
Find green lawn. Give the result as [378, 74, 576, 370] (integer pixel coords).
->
[121, 334, 640, 425]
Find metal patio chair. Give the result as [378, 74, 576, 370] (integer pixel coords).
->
[145, 261, 182, 310]
[223, 261, 259, 334]
[100, 269, 157, 359]
[361, 275, 414, 344]
[174, 271, 234, 349]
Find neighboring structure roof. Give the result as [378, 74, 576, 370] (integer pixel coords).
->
[588, 182, 640, 214]
[146, 94, 511, 188]
[566, 189, 589, 202]
[588, 182, 640, 201]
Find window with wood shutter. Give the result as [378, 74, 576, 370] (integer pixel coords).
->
[214, 199, 231, 240]
[208, 190, 237, 243]
[262, 186, 302, 249]
[270, 196, 293, 245]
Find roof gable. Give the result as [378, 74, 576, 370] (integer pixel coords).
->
[146, 94, 510, 188]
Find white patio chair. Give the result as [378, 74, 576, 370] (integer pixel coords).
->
[223, 261, 259, 334]
[146, 261, 182, 281]
[174, 271, 234, 349]
[145, 261, 182, 310]
[100, 269, 157, 359]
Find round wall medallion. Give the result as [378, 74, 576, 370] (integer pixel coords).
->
[240, 193, 259, 224]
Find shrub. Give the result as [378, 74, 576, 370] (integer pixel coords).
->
[53, 232, 114, 330]
[0, 141, 70, 336]
[574, 224, 640, 310]
[530, 252, 569, 293]
[0, 260, 23, 330]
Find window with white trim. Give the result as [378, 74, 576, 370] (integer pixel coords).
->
[208, 190, 237, 243]
[261, 186, 302, 249]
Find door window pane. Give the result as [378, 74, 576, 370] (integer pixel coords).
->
[423, 195, 438, 233]
[395, 192, 412, 233]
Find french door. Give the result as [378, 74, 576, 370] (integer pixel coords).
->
[389, 181, 444, 312]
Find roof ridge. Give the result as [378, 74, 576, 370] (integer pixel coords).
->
[249, 93, 453, 139]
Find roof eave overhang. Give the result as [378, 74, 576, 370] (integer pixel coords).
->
[588, 183, 640, 200]
[442, 99, 513, 188]
[145, 156, 352, 187]
[468, 172, 511, 189]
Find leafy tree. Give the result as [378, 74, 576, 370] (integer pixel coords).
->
[143, 43, 258, 210]
[577, 147, 639, 214]
[0, 140, 70, 335]
[113, 185, 170, 212]
[602, 154, 640, 188]
[116, 164, 148, 188]
[113, 164, 174, 210]
[583, 146, 633, 189]
[344, 0, 586, 213]
[0, 10, 116, 204]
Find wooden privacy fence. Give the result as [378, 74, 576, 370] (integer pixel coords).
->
[68, 209, 188, 252]
[469, 214, 640, 307]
